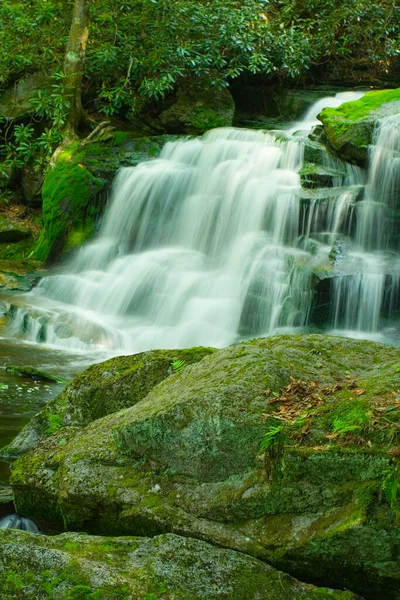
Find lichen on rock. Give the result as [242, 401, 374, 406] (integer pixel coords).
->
[0, 530, 359, 599]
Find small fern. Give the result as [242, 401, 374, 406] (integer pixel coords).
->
[260, 424, 284, 452]
[171, 359, 186, 372]
[332, 418, 361, 437]
[382, 462, 400, 511]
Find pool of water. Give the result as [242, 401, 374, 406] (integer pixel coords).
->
[0, 336, 112, 484]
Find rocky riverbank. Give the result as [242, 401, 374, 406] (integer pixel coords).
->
[2, 334, 400, 599]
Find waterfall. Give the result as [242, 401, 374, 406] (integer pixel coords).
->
[330, 114, 400, 334]
[0, 513, 39, 533]
[6, 92, 400, 351]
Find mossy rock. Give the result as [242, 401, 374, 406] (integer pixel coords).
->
[318, 88, 400, 164]
[0, 530, 359, 600]
[33, 133, 180, 263]
[0, 347, 215, 460]
[0, 259, 43, 291]
[300, 163, 346, 189]
[0, 73, 50, 120]
[0, 216, 31, 243]
[160, 85, 235, 134]
[32, 143, 106, 264]
[8, 335, 400, 598]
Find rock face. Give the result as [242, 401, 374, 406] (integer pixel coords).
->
[0, 347, 214, 460]
[0, 73, 50, 120]
[160, 85, 235, 134]
[7, 334, 400, 599]
[318, 88, 400, 164]
[0, 530, 359, 600]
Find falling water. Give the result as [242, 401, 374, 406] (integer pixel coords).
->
[5, 92, 400, 351]
[330, 114, 400, 334]
[0, 513, 39, 533]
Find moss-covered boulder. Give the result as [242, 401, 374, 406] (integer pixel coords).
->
[9, 335, 400, 599]
[32, 143, 106, 263]
[0, 530, 359, 600]
[160, 85, 235, 134]
[318, 88, 400, 164]
[0, 347, 214, 460]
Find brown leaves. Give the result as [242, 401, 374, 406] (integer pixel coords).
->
[264, 376, 340, 424]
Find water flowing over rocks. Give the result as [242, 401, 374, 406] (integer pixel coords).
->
[4, 89, 399, 351]
[6, 334, 400, 599]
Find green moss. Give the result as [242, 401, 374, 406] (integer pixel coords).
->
[323, 89, 400, 123]
[45, 413, 63, 435]
[319, 88, 400, 164]
[32, 143, 106, 263]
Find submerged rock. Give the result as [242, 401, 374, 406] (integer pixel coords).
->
[318, 88, 400, 164]
[7, 335, 400, 598]
[0, 530, 359, 599]
[5, 366, 67, 384]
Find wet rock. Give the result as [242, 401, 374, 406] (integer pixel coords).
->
[0, 347, 215, 459]
[5, 366, 67, 384]
[300, 162, 346, 189]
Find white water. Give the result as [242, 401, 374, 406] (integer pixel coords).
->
[6, 92, 400, 351]
[330, 114, 400, 332]
[0, 513, 38, 532]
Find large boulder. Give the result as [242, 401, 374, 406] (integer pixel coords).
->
[0, 73, 50, 121]
[0, 529, 359, 599]
[0, 347, 214, 460]
[8, 335, 400, 599]
[318, 88, 400, 165]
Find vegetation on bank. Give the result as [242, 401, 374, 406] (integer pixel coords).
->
[0, 0, 399, 195]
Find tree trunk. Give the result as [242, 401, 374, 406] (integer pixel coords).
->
[63, 0, 90, 136]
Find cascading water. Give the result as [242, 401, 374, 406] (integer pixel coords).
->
[6, 91, 400, 352]
[330, 114, 400, 334]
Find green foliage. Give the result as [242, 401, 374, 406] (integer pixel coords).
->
[1, 0, 398, 121]
[0, 72, 70, 190]
[382, 462, 400, 512]
[327, 398, 371, 438]
[45, 413, 63, 435]
[171, 359, 187, 372]
[260, 423, 284, 451]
